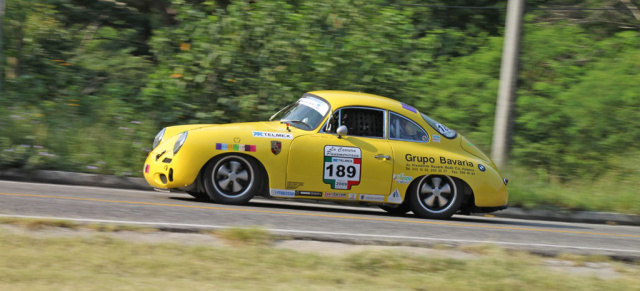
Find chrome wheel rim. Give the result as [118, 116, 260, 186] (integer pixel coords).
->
[212, 156, 254, 198]
[417, 175, 457, 213]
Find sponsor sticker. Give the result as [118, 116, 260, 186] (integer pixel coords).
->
[440, 157, 474, 167]
[270, 189, 295, 197]
[323, 192, 347, 199]
[434, 122, 455, 137]
[295, 191, 323, 197]
[252, 131, 293, 139]
[401, 103, 418, 114]
[348, 193, 357, 201]
[433, 135, 441, 143]
[359, 194, 384, 202]
[393, 173, 413, 184]
[323, 146, 362, 190]
[387, 189, 403, 204]
[299, 97, 330, 115]
[216, 143, 256, 152]
[286, 181, 304, 189]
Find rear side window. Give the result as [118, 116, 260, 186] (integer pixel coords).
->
[421, 113, 457, 139]
[389, 112, 428, 142]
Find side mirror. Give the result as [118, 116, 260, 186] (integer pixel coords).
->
[336, 125, 348, 138]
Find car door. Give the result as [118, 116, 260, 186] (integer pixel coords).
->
[285, 107, 393, 200]
[388, 111, 432, 184]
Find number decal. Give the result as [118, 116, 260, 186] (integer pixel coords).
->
[323, 146, 362, 190]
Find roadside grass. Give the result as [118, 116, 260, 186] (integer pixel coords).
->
[506, 166, 640, 215]
[0, 217, 156, 233]
[216, 227, 274, 246]
[1, 227, 639, 290]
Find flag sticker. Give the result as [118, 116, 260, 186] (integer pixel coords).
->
[216, 143, 256, 152]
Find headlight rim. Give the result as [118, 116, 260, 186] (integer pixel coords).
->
[173, 131, 188, 155]
[153, 128, 166, 149]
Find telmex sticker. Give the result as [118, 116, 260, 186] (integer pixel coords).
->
[359, 194, 384, 202]
[252, 131, 293, 139]
[270, 189, 295, 197]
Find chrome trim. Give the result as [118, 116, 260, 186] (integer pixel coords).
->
[374, 155, 391, 160]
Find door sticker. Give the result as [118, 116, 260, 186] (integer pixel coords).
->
[323, 146, 361, 190]
[387, 189, 403, 204]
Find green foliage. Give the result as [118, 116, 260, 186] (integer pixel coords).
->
[1, 0, 639, 213]
[513, 25, 640, 177]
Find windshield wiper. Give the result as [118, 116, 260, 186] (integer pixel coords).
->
[280, 120, 311, 129]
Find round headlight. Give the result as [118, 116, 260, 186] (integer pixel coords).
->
[173, 132, 188, 155]
[153, 128, 166, 149]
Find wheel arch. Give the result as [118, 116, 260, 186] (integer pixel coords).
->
[403, 174, 474, 215]
[196, 152, 270, 196]
[451, 177, 475, 215]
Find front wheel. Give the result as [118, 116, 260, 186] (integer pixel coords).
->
[409, 175, 462, 219]
[379, 203, 411, 215]
[203, 155, 262, 205]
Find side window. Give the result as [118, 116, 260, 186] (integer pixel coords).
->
[389, 112, 429, 142]
[341, 108, 384, 137]
[325, 107, 384, 138]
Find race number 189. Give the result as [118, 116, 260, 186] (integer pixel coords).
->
[323, 146, 362, 190]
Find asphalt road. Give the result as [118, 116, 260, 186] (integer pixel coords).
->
[1, 180, 639, 259]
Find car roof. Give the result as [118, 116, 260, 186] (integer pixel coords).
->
[308, 90, 417, 116]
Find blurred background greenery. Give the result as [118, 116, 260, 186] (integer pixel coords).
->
[0, 0, 638, 213]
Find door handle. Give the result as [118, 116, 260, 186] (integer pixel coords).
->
[374, 155, 391, 160]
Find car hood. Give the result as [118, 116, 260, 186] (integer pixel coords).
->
[180, 120, 311, 137]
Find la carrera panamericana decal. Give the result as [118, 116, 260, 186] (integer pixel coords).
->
[323, 145, 362, 190]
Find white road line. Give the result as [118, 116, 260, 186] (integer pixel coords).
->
[1, 214, 639, 254]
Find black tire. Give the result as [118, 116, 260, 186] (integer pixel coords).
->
[409, 175, 462, 219]
[186, 191, 209, 201]
[379, 203, 411, 215]
[203, 154, 262, 205]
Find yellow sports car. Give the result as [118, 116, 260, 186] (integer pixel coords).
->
[143, 91, 508, 219]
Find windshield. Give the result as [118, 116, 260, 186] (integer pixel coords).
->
[271, 94, 330, 130]
[421, 113, 457, 139]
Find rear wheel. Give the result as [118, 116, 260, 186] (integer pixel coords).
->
[186, 191, 209, 201]
[203, 155, 262, 204]
[409, 175, 462, 219]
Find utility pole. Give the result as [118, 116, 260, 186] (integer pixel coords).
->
[491, 0, 524, 169]
[0, 0, 5, 96]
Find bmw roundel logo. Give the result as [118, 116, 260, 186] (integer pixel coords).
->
[478, 164, 486, 172]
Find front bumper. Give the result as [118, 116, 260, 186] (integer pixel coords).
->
[143, 144, 199, 189]
[143, 149, 176, 188]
